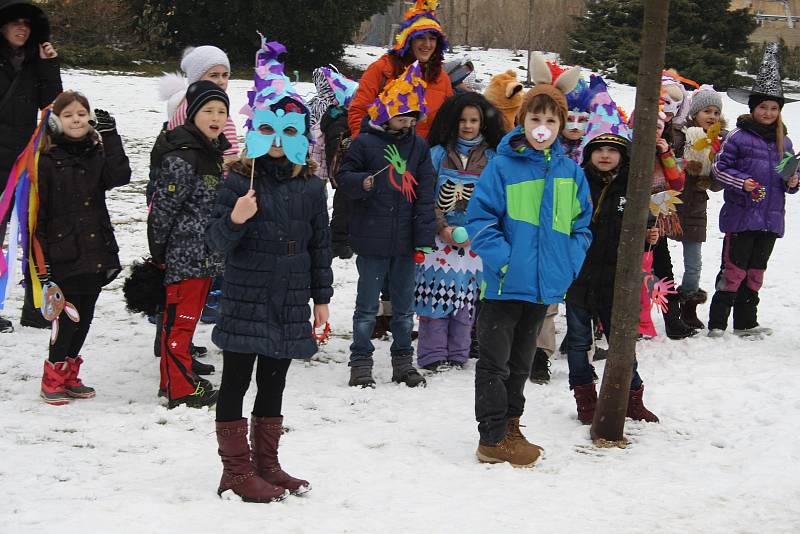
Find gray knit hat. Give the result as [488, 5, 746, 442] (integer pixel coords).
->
[180, 45, 230, 84]
[688, 85, 723, 118]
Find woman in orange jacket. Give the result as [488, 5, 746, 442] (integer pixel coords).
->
[348, 0, 453, 140]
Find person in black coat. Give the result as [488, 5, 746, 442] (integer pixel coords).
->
[0, 0, 62, 333]
[563, 133, 659, 425]
[35, 91, 131, 405]
[336, 64, 437, 389]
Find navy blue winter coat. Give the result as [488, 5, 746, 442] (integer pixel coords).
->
[206, 157, 333, 360]
[335, 120, 436, 256]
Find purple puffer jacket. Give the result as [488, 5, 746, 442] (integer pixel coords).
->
[712, 116, 798, 237]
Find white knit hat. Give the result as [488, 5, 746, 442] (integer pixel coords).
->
[180, 45, 230, 84]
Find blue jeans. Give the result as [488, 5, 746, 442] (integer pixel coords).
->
[350, 255, 416, 367]
[680, 240, 703, 293]
[565, 302, 642, 390]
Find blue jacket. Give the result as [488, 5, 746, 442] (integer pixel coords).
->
[465, 128, 593, 304]
[336, 119, 436, 256]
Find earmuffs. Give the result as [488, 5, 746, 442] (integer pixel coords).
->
[47, 109, 97, 136]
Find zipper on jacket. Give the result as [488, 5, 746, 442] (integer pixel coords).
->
[538, 152, 552, 303]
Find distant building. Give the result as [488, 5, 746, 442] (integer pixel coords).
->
[732, 0, 800, 46]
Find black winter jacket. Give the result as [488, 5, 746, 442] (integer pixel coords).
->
[147, 123, 229, 285]
[566, 163, 631, 310]
[206, 157, 333, 360]
[336, 119, 436, 256]
[0, 1, 61, 188]
[35, 131, 131, 286]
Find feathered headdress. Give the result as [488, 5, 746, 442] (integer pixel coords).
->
[0, 106, 52, 310]
[391, 0, 448, 57]
[241, 32, 308, 132]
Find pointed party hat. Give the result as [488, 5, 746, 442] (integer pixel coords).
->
[241, 32, 308, 132]
[728, 42, 797, 106]
[580, 74, 633, 162]
[391, 0, 448, 57]
[367, 61, 428, 125]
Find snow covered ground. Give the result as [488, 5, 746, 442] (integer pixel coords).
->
[1, 45, 800, 533]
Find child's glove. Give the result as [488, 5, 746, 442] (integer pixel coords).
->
[93, 109, 116, 133]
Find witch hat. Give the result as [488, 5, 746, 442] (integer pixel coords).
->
[728, 42, 797, 106]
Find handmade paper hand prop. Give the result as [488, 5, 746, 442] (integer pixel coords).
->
[650, 190, 683, 236]
[384, 144, 418, 202]
[41, 282, 80, 345]
[641, 252, 678, 316]
[691, 122, 722, 157]
[776, 152, 800, 182]
[312, 322, 331, 345]
[246, 108, 309, 165]
[0, 107, 51, 311]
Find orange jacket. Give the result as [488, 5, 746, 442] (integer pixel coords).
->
[348, 54, 453, 140]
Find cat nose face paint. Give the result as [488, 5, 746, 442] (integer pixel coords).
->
[530, 125, 553, 143]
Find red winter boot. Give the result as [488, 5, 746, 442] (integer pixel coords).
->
[41, 360, 71, 405]
[216, 419, 288, 503]
[64, 356, 96, 399]
[573, 383, 597, 425]
[251, 416, 311, 495]
[626, 384, 659, 423]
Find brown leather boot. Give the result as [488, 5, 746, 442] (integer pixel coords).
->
[251, 416, 311, 495]
[476, 433, 542, 468]
[573, 383, 597, 425]
[216, 419, 288, 503]
[626, 385, 659, 423]
[506, 417, 544, 452]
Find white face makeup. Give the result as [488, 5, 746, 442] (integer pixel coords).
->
[565, 111, 589, 133]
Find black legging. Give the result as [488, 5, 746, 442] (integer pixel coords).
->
[216, 352, 291, 422]
[49, 291, 100, 362]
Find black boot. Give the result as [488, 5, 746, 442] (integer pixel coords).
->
[348, 364, 376, 388]
[663, 295, 697, 340]
[679, 288, 707, 330]
[192, 357, 215, 375]
[0, 315, 12, 333]
[20, 281, 50, 329]
[529, 348, 550, 384]
[190, 343, 208, 358]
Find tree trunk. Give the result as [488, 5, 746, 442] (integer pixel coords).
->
[590, 0, 670, 443]
[526, 0, 534, 84]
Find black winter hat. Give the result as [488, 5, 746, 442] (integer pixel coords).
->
[185, 80, 229, 124]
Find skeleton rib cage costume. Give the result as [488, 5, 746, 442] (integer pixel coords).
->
[413, 142, 493, 318]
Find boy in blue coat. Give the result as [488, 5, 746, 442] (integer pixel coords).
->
[337, 61, 436, 388]
[465, 55, 591, 467]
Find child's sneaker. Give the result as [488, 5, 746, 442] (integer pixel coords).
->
[40, 360, 71, 406]
[64, 356, 95, 399]
[167, 382, 218, 409]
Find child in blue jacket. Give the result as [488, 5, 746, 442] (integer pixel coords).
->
[465, 55, 591, 467]
[337, 62, 436, 389]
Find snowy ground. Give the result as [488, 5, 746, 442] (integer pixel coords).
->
[1, 45, 800, 533]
